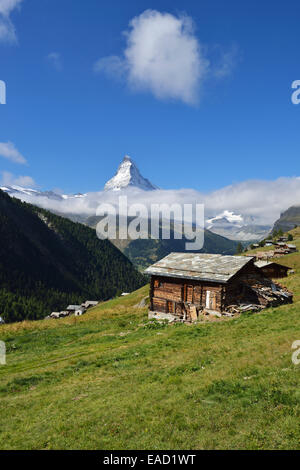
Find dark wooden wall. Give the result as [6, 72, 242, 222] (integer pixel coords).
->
[149, 275, 225, 320]
[259, 266, 289, 278]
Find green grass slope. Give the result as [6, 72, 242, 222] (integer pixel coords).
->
[0, 230, 299, 449]
[0, 190, 145, 322]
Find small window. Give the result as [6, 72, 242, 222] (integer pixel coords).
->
[154, 279, 162, 288]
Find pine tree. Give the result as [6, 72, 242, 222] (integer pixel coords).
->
[236, 242, 244, 254]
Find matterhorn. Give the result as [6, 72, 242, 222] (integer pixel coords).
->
[104, 155, 157, 191]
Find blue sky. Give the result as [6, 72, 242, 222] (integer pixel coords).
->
[0, 0, 300, 194]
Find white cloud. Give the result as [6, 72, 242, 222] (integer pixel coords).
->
[1, 171, 36, 187]
[0, 0, 23, 44]
[203, 177, 300, 224]
[0, 141, 27, 164]
[95, 10, 209, 105]
[7, 176, 300, 226]
[47, 52, 62, 70]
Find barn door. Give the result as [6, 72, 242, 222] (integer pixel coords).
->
[211, 293, 217, 310]
[205, 291, 210, 309]
[206, 291, 217, 310]
[167, 301, 174, 313]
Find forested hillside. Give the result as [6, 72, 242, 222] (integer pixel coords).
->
[86, 215, 238, 270]
[0, 190, 145, 323]
[123, 230, 238, 271]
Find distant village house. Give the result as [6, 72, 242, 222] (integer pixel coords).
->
[49, 300, 99, 319]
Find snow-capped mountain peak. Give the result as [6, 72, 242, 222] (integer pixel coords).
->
[104, 155, 157, 191]
[207, 210, 244, 227]
[206, 210, 271, 241]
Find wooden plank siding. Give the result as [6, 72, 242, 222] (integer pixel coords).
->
[149, 275, 225, 321]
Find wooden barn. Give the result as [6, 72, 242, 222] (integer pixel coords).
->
[145, 253, 292, 322]
[254, 261, 291, 278]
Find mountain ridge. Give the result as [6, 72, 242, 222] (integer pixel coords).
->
[272, 205, 300, 232]
[206, 210, 271, 241]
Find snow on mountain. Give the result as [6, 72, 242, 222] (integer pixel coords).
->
[0, 156, 157, 211]
[0, 185, 86, 202]
[0, 159, 273, 241]
[206, 210, 271, 241]
[104, 155, 158, 191]
[207, 210, 244, 227]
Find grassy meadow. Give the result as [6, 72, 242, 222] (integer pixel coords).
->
[0, 229, 300, 450]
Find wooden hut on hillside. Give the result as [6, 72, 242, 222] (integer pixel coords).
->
[145, 253, 292, 322]
[254, 261, 291, 278]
